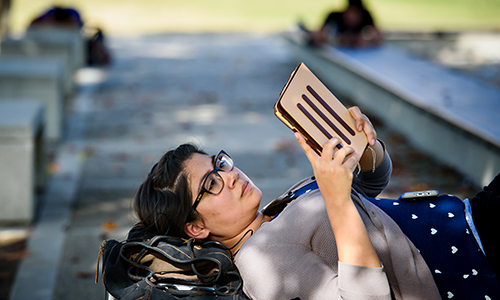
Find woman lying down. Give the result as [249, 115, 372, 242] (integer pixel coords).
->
[132, 106, 500, 299]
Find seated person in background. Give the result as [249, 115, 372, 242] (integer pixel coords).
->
[29, 5, 111, 66]
[29, 6, 83, 29]
[303, 0, 382, 47]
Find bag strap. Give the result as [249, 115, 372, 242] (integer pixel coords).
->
[290, 180, 318, 198]
[145, 272, 244, 297]
[120, 237, 234, 283]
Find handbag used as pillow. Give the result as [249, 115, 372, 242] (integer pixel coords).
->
[96, 233, 250, 300]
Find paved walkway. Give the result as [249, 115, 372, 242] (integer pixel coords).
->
[6, 33, 476, 300]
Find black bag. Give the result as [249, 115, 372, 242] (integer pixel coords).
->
[96, 233, 251, 300]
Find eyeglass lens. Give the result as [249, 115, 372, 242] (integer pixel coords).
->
[202, 152, 233, 194]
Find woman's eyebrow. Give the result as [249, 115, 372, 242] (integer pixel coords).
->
[197, 154, 216, 192]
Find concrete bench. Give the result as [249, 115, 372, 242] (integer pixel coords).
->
[25, 27, 86, 70]
[1, 36, 75, 95]
[0, 101, 45, 224]
[0, 58, 64, 140]
[283, 33, 500, 187]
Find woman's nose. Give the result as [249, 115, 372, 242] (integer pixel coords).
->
[223, 169, 239, 189]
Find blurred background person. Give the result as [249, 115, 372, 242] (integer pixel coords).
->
[301, 0, 382, 47]
[29, 5, 110, 66]
[29, 5, 83, 29]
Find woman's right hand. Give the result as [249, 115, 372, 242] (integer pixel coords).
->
[295, 133, 359, 204]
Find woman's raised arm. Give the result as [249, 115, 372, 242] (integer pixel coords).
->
[295, 132, 381, 268]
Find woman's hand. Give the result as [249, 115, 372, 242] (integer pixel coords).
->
[348, 106, 386, 171]
[348, 106, 377, 146]
[295, 134, 359, 203]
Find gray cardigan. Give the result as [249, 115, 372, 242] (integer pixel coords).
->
[235, 149, 441, 300]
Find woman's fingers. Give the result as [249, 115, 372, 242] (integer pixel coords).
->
[320, 137, 342, 162]
[333, 144, 359, 170]
[295, 133, 356, 169]
[345, 149, 361, 173]
[348, 106, 377, 146]
[348, 106, 363, 131]
[294, 132, 319, 163]
[295, 132, 360, 176]
[321, 139, 360, 175]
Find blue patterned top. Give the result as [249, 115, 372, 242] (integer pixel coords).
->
[292, 181, 500, 299]
[367, 194, 500, 299]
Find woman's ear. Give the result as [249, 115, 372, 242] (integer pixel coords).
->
[184, 221, 209, 239]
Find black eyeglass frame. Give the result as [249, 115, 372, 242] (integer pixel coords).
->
[191, 150, 233, 211]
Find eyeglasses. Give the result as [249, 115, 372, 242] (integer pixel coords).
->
[192, 150, 234, 211]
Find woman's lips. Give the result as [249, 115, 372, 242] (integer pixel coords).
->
[242, 181, 251, 197]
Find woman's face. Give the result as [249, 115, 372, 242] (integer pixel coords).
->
[184, 152, 262, 241]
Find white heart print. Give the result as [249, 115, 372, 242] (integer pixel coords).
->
[412, 214, 418, 219]
[430, 203, 436, 208]
[431, 228, 438, 235]
[448, 212, 455, 218]
[451, 246, 458, 254]
[447, 291, 454, 298]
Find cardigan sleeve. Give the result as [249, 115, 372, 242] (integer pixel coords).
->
[236, 241, 391, 300]
[338, 262, 391, 299]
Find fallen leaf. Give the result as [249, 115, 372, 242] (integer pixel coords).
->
[75, 272, 92, 279]
[101, 220, 118, 232]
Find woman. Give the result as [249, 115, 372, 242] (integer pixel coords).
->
[133, 107, 498, 299]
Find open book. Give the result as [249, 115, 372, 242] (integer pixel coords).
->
[274, 63, 367, 155]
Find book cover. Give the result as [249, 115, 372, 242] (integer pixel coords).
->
[274, 63, 367, 155]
